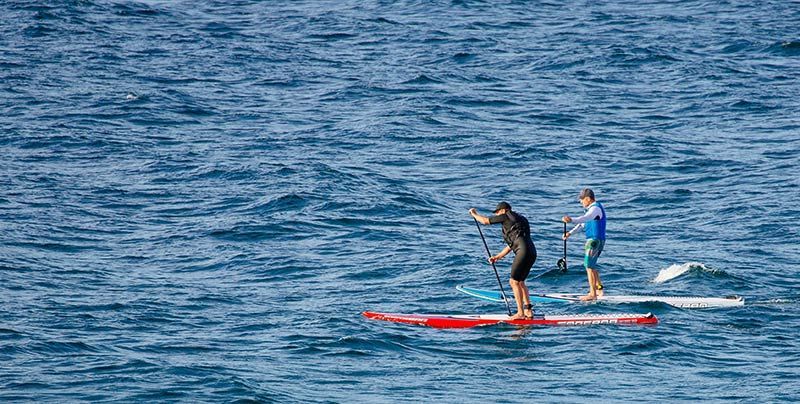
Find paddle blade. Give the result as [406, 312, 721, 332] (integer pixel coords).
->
[556, 258, 567, 272]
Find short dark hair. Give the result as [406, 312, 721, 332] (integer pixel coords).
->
[578, 188, 595, 200]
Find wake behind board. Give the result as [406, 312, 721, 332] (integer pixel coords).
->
[363, 311, 657, 329]
[533, 266, 569, 279]
[456, 285, 744, 308]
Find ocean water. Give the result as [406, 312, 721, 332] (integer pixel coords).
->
[1, 0, 799, 401]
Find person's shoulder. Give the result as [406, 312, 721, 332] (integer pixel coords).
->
[594, 202, 606, 217]
[489, 213, 508, 223]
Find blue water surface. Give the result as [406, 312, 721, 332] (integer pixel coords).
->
[1, 0, 799, 401]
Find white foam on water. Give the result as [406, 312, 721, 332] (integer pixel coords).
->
[652, 262, 708, 283]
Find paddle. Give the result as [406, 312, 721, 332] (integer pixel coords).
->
[556, 222, 567, 272]
[473, 218, 513, 316]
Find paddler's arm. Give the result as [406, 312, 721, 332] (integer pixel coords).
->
[563, 205, 601, 225]
[468, 208, 491, 225]
[489, 246, 512, 263]
[563, 223, 584, 240]
[562, 205, 601, 239]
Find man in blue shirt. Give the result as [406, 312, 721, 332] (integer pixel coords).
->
[562, 188, 606, 301]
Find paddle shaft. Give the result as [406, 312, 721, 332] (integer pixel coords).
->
[473, 218, 513, 316]
[562, 221, 567, 268]
[556, 221, 568, 272]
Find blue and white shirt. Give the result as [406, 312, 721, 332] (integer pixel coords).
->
[568, 202, 606, 240]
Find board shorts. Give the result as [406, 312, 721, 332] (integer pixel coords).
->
[510, 241, 537, 281]
[584, 239, 604, 270]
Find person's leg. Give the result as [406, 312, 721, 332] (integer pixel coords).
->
[592, 269, 604, 297]
[509, 248, 534, 319]
[583, 240, 595, 299]
[587, 239, 604, 297]
[581, 239, 602, 301]
[581, 266, 597, 301]
[521, 248, 535, 318]
[509, 279, 525, 319]
[519, 281, 533, 318]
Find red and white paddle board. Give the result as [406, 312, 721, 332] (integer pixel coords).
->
[362, 311, 658, 329]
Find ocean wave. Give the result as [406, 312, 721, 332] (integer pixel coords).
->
[652, 262, 723, 283]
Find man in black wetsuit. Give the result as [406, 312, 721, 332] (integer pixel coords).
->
[469, 202, 537, 319]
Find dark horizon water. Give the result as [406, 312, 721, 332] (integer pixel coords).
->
[1, 0, 799, 402]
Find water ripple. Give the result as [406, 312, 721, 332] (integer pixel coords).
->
[1, 0, 799, 401]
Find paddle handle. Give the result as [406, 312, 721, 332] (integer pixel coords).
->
[473, 218, 513, 316]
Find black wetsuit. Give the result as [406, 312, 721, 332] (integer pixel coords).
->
[489, 211, 537, 281]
